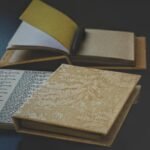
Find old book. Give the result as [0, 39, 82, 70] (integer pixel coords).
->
[0, 0, 146, 70]
[13, 64, 141, 147]
[0, 69, 51, 129]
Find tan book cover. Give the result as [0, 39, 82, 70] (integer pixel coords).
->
[0, 69, 52, 130]
[13, 64, 141, 146]
[72, 36, 147, 69]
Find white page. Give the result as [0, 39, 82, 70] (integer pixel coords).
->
[0, 70, 24, 111]
[0, 69, 51, 124]
[7, 22, 69, 54]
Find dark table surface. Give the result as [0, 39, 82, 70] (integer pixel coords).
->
[0, 0, 150, 150]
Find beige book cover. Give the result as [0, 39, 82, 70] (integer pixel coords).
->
[13, 64, 141, 146]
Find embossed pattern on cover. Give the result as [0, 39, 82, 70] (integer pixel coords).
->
[14, 64, 141, 134]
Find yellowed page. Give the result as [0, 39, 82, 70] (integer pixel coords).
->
[20, 0, 78, 50]
[79, 29, 135, 61]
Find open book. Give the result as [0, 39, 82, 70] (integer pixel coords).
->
[13, 64, 141, 147]
[0, 0, 146, 70]
[0, 69, 51, 129]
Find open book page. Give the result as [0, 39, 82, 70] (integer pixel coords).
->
[0, 70, 24, 111]
[0, 69, 51, 125]
[7, 22, 69, 54]
[78, 29, 135, 61]
[8, 50, 39, 63]
[20, 0, 78, 50]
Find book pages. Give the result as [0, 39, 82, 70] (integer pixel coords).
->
[79, 29, 135, 61]
[20, 0, 78, 49]
[7, 22, 69, 53]
[14, 64, 140, 135]
[0, 70, 24, 111]
[0, 69, 51, 125]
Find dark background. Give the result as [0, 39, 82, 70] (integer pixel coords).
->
[0, 0, 150, 150]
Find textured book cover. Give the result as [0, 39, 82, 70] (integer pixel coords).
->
[13, 64, 141, 146]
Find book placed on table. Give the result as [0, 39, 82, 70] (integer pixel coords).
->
[0, 0, 147, 71]
[13, 64, 141, 147]
[0, 69, 51, 129]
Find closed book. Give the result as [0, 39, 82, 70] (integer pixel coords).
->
[13, 64, 141, 146]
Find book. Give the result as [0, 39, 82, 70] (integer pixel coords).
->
[13, 64, 141, 147]
[0, 0, 146, 70]
[0, 69, 51, 129]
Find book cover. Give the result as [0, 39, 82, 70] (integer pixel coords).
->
[0, 0, 147, 70]
[13, 64, 141, 146]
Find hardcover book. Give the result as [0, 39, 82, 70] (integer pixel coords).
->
[0, 69, 51, 129]
[13, 64, 141, 146]
[0, 0, 146, 70]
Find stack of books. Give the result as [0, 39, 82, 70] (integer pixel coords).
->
[0, 0, 145, 147]
[0, 0, 146, 71]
